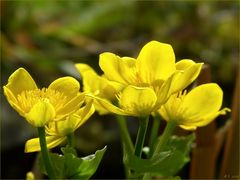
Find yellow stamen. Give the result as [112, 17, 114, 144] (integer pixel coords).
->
[17, 88, 68, 113]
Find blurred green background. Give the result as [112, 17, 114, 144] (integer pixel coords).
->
[1, 0, 239, 179]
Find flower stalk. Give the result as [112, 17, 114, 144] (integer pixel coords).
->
[152, 121, 177, 158]
[38, 127, 56, 179]
[67, 133, 75, 148]
[116, 116, 134, 153]
[148, 115, 161, 158]
[134, 116, 149, 157]
[116, 115, 134, 178]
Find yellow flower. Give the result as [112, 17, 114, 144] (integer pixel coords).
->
[25, 100, 95, 152]
[75, 63, 123, 114]
[3, 68, 84, 127]
[99, 41, 203, 92]
[91, 84, 163, 116]
[158, 83, 231, 130]
[90, 41, 203, 116]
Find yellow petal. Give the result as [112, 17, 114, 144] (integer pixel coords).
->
[158, 106, 171, 122]
[179, 125, 197, 131]
[181, 83, 223, 121]
[25, 99, 56, 127]
[155, 71, 182, 106]
[54, 116, 77, 135]
[137, 41, 176, 83]
[75, 63, 99, 93]
[119, 85, 157, 116]
[99, 52, 136, 85]
[99, 78, 123, 100]
[24, 136, 66, 153]
[120, 57, 137, 84]
[45, 121, 57, 136]
[76, 63, 122, 100]
[75, 100, 95, 127]
[75, 63, 97, 77]
[87, 94, 128, 116]
[171, 62, 203, 93]
[56, 100, 95, 135]
[3, 86, 25, 116]
[93, 101, 112, 115]
[3, 69, 31, 116]
[176, 59, 195, 70]
[48, 77, 80, 98]
[99, 52, 124, 84]
[185, 107, 231, 127]
[55, 93, 85, 121]
[4, 68, 37, 95]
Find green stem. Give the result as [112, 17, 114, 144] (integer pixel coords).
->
[143, 121, 176, 180]
[116, 115, 134, 178]
[67, 133, 75, 148]
[38, 127, 56, 179]
[152, 121, 177, 158]
[134, 116, 149, 157]
[116, 115, 134, 153]
[148, 115, 161, 158]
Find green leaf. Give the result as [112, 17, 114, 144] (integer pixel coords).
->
[166, 133, 195, 155]
[65, 146, 107, 179]
[123, 134, 195, 177]
[38, 153, 65, 179]
[38, 146, 107, 179]
[125, 149, 186, 176]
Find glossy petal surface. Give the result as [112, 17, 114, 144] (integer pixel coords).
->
[52, 100, 95, 135]
[25, 136, 66, 153]
[119, 85, 157, 116]
[76, 63, 122, 100]
[89, 94, 128, 116]
[181, 83, 223, 118]
[171, 61, 203, 93]
[4, 68, 37, 95]
[99, 52, 137, 85]
[159, 83, 230, 130]
[55, 93, 85, 121]
[48, 76, 80, 98]
[137, 41, 176, 83]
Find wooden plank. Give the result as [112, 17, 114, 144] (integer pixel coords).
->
[190, 64, 218, 179]
[220, 72, 240, 179]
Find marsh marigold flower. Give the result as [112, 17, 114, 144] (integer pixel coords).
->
[85, 41, 203, 116]
[3, 68, 84, 127]
[25, 100, 95, 152]
[75, 63, 123, 114]
[158, 83, 230, 130]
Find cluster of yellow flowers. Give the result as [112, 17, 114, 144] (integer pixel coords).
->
[76, 41, 230, 129]
[4, 40, 230, 153]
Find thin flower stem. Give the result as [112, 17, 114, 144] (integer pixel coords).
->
[148, 115, 161, 158]
[116, 115, 134, 178]
[152, 120, 177, 158]
[116, 115, 134, 153]
[143, 121, 176, 180]
[67, 133, 75, 148]
[134, 116, 149, 157]
[38, 127, 56, 179]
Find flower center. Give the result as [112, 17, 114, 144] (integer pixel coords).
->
[17, 88, 68, 113]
